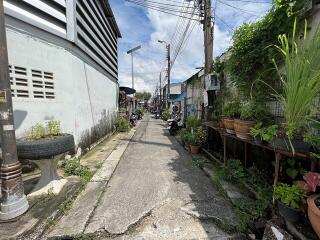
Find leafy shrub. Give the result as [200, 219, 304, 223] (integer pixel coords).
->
[188, 127, 207, 146]
[217, 159, 248, 183]
[47, 120, 61, 136]
[186, 116, 201, 129]
[274, 183, 303, 209]
[115, 117, 130, 132]
[222, 101, 240, 118]
[161, 108, 170, 121]
[250, 123, 278, 141]
[61, 157, 93, 183]
[178, 128, 189, 142]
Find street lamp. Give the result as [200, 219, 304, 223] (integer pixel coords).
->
[158, 40, 170, 108]
[127, 45, 141, 91]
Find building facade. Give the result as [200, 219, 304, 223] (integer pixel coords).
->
[4, 0, 121, 147]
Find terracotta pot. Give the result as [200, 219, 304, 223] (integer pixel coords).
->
[222, 118, 235, 134]
[307, 195, 320, 238]
[190, 145, 200, 154]
[234, 119, 255, 140]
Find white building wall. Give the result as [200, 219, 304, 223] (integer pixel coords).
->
[7, 28, 118, 145]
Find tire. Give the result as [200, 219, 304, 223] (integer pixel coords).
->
[17, 134, 75, 159]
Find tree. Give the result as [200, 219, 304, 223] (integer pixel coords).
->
[135, 91, 151, 101]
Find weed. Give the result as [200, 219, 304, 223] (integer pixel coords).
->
[192, 156, 206, 169]
[61, 157, 94, 183]
[47, 120, 61, 136]
[115, 117, 130, 132]
[26, 123, 46, 140]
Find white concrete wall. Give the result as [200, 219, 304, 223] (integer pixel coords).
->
[6, 28, 118, 145]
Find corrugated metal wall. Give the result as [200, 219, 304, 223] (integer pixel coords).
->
[4, 0, 119, 79]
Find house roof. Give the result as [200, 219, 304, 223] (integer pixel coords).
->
[184, 70, 201, 84]
[101, 0, 122, 38]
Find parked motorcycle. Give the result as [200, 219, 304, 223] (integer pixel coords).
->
[130, 113, 138, 126]
[167, 116, 184, 136]
[155, 110, 160, 119]
[136, 110, 143, 120]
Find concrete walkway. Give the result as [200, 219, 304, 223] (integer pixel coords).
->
[48, 115, 239, 239]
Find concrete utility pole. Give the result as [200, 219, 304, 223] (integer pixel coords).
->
[158, 40, 170, 109]
[0, 1, 29, 221]
[204, 0, 213, 74]
[159, 72, 162, 109]
[127, 45, 141, 90]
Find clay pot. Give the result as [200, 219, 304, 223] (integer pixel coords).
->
[234, 119, 255, 140]
[222, 118, 235, 134]
[190, 145, 200, 154]
[307, 195, 320, 238]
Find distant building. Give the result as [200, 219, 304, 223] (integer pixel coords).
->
[4, 0, 121, 147]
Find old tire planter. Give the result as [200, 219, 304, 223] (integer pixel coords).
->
[277, 200, 301, 223]
[17, 134, 75, 159]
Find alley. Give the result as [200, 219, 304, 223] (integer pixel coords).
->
[79, 115, 237, 239]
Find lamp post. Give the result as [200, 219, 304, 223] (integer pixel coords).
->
[126, 45, 141, 90]
[0, 1, 29, 220]
[158, 40, 170, 109]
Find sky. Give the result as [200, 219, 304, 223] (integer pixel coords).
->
[109, 0, 272, 94]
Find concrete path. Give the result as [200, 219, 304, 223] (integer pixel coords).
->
[49, 115, 239, 239]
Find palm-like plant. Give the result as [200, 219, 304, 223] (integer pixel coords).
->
[273, 20, 320, 152]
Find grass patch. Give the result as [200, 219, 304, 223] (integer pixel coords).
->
[211, 159, 272, 233]
[61, 157, 94, 183]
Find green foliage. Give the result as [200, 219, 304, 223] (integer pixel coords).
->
[47, 120, 61, 136]
[178, 128, 189, 142]
[284, 158, 305, 180]
[192, 156, 206, 169]
[161, 108, 170, 121]
[222, 101, 240, 118]
[225, 1, 309, 99]
[212, 159, 272, 232]
[135, 91, 152, 101]
[115, 117, 130, 132]
[315, 196, 320, 208]
[61, 157, 93, 183]
[217, 159, 247, 183]
[239, 102, 274, 123]
[272, 21, 320, 142]
[274, 183, 304, 209]
[26, 123, 46, 140]
[250, 123, 278, 141]
[188, 127, 207, 146]
[186, 116, 201, 129]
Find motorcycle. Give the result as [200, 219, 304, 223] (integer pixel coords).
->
[155, 110, 160, 119]
[167, 116, 184, 136]
[136, 110, 143, 120]
[130, 113, 138, 126]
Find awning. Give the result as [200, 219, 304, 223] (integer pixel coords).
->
[120, 86, 136, 95]
[172, 92, 186, 102]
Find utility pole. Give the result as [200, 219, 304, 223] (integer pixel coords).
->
[0, 1, 29, 220]
[159, 72, 162, 109]
[126, 45, 141, 90]
[167, 44, 171, 108]
[158, 40, 170, 109]
[204, 0, 213, 74]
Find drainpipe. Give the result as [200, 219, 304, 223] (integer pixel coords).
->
[0, 1, 29, 220]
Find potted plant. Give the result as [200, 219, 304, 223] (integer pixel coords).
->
[304, 172, 320, 237]
[221, 101, 240, 134]
[269, 21, 320, 154]
[234, 102, 257, 140]
[274, 183, 304, 223]
[188, 127, 207, 154]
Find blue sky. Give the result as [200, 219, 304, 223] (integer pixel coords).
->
[109, 0, 272, 93]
